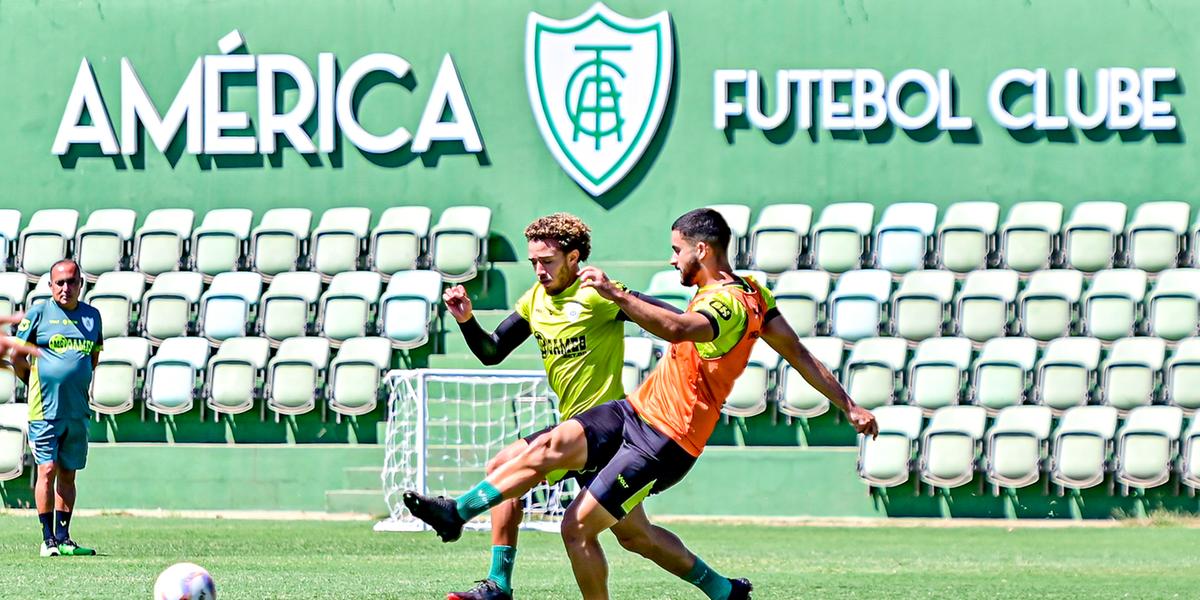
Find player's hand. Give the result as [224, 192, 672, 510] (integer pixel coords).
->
[578, 266, 621, 300]
[848, 404, 878, 439]
[443, 285, 474, 323]
[0, 314, 38, 358]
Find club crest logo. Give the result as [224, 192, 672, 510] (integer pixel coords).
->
[81, 316, 94, 331]
[564, 302, 584, 322]
[525, 3, 673, 196]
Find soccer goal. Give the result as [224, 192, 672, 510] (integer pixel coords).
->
[375, 369, 577, 533]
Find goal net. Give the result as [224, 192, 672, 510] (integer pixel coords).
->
[376, 369, 577, 533]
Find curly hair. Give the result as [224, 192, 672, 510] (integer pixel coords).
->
[525, 213, 591, 262]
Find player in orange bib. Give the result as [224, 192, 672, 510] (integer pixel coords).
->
[405, 208, 877, 600]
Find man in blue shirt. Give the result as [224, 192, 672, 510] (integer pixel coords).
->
[12, 259, 103, 557]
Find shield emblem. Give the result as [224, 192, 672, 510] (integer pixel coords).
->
[81, 316, 94, 331]
[526, 3, 673, 197]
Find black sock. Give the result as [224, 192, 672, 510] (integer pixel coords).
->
[54, 511, 71, 542]
[38, 512, 53, 541]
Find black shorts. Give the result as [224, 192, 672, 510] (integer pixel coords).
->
[521, 398, 626, 488]
[581, 399, 698, 520]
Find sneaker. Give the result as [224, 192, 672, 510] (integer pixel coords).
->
[56, 539, 96, 556]
[447, 579, 512, 600]
[39, 540, 60, 557]
[728, 578, 753, 600]
[403, 491, 466, 543]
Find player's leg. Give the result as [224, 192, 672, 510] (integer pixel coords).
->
[612, 507, 749, 600]
[28, 419, 60, 556]
[560, 490, 619, 600]
[54, 419, 94, 556]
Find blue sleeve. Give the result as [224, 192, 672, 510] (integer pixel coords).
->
[14, 304, 41, 345]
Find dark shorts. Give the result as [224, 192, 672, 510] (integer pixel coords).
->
[521, 399, 626, 488]
[574, 399, 698, 520]
[28, 418, 89, 470]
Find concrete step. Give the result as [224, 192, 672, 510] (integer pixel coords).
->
[325, 489, 388, 516]
[343, 466, 384, 490]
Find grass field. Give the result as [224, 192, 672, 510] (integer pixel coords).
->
[0, 514, 1197, 599]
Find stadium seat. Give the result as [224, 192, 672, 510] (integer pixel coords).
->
[622, 336, 656, 394]
[205, 336, 270, 416]
[75, 208, 136, 281]
[956, 269, 1019, 343]
[1164, 337, 1200, 414]
[0, 367, 17, 404]
[1063, 201, 1127, 272]
[1082, 269, 1147, 341]
[27, 273, 88, 307]
[892, 270, 955, 342]
[145, 336, 210, 416]
[1127, 201, 1189, 272]
[985, 405, 1052, 489]
[20, 208, 79, 280]
[748, 204, 812, 274]
[1115, 405, 1183, 490]
[1147, 268, 1200, 341]
[845, 337, 908, 410]
[191, 208, 253, 281]
[999, 201, 1062, 273]
[919, 405, 986, 488]
[724, 340, 780, 417]
[200, 272, 263, 344]
[873, 202, 936, 274]
[0, 209, 21, 271]
[133, 208, 194, 279]
[141, 271, 204, 343]
[369, 206, 431, 277]
[1019, 269, 1083, 342]
[431, 206, 491, 284]
[86, 271, 146, 338]
[90, 336, 151, 415]
[829, 269, 892, 342]
[646, 270, 695, 311]
[250, 208, 312, 279]
[1050, 405, 1118, 490]
[936, 201, 999, 274]
[259, 271, 322, 345]
[771, 270, 830, 337]
[0, 403, 28, 482]
[311, 206, 371, 281]
[328, 336, 392, 417]
[320, 271, 384, 343]
[1180, 418, 1200, 492]
[908, 337, 972, 415]
[267, 337, 331, 416]
[1101, 336, 1165, 414]
[1036, 336, 1102, 414]
[972, 337, 1038, 414]
[380, 270, 443, 349]
[0, 272, 29, 326]
[812, 202, 874, 274]
[778, 337, 844, 418]
[857, 405, 923, 487]
[705, 204, 750, 267]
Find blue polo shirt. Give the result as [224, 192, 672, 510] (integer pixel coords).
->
[15, 301, 103, 420]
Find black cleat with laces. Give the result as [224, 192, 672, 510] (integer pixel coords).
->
[403, 491, 466, 543]
[446, 579, 512, 600]
[728, 577, 753, 599]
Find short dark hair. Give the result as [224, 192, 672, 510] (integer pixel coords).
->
[50, 259, 82, 281]
[525, 213, 592, 262]
[671, 208, 731, 253]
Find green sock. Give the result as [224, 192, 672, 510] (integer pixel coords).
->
[488, 545, 517, 593]
[684, 556, 733, 600]
[455, 481, 503, 521]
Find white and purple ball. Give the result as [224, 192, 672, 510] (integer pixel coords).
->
[153, 562, 216, 600]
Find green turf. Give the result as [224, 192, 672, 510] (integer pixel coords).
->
[0, 514, 1197, 598]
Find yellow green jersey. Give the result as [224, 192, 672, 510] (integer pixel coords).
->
[515, 278, 627, 419]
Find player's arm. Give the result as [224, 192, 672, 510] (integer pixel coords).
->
[760, 314, 879, 438]
[92, 312, 103, 369]
[444, 285, 532, 366]
[616, 290, 683, 319]
[9, 310, 41, 384]
[580, 267, 714, 343]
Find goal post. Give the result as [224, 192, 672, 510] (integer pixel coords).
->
[375, 369, 577, 533]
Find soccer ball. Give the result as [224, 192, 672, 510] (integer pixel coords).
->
[153, 562, 216, 600]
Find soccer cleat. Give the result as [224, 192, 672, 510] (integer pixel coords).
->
[56, 539, 96, 556]
[39, 540, 60, 557]
[403, 490, 466, 543]
[446, 579, 512, 600]
[728, 578, 753, 600]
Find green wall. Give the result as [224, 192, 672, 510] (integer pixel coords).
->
[2, 0, 1198, 261]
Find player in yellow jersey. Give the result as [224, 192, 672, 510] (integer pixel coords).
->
[408, 209, 877, 600]
[435, 213, 735, 600]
